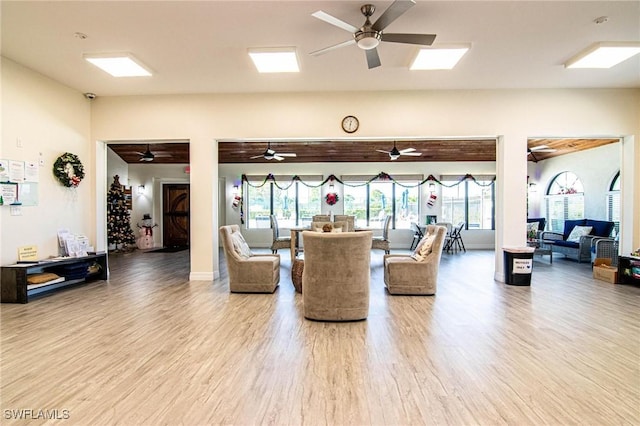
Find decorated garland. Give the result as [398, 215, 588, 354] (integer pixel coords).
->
[239, 172, 495, 224]
[53, 152, 85, 187]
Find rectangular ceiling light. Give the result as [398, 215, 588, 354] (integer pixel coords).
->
[84, 53, 152, 77]
[565, 42, 640, 68]
[410, 44, 470, 70]
[248, 48, 300, 73]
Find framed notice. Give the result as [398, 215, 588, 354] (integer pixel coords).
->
[9, 160, 25, 182]
[1, 182, 18, 204]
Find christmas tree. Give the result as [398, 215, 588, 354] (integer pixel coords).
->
[107, 175, 136, 251]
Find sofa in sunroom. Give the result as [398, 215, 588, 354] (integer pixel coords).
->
[541, 219, 615, 263]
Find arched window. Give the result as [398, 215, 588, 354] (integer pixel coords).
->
[545, 172, 584, 232]
[608, 172, 620, 234]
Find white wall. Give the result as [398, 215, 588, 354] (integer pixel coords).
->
[3, 67, 636, 279]
[528, 143, 621, 221]
[219, 160, 497, 250]
[1, 58, 93, 263]
[90, 89, 640, 281]
[106, 147, 129, 187]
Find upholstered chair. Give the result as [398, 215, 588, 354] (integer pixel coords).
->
[269, 214, 291, 254]
[219, 225, 280, 293]
[310, 220, 348, 233]
[384, 225, 446, 295]
[302, 231, 373, 321]
[312, 215, 331, 222]
[334, 215, 356, 231]
[371, 215, 392, 254]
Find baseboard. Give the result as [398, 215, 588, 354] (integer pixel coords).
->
[189, 271, 218, 281]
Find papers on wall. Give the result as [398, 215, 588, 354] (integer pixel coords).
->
[0, 160, 9, 181]
[9, 160, 25, 182]
[24, 161, 39, 182]
[1, 183, 18, 204]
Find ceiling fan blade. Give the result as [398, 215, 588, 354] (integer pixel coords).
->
[310, 39, 356, 56]
[376, 149, 390, 154]
[530, 145, 557, 152]
[366, 48, 381, 69]
[381, 33, 436, 46]
[399, 147, 416, 153]
[250, 155, 264, 159]
[273, 155, 285, 161]
[312, 10, 358, 33]
[134, 152, 146, 156]
[372, 0, 416, 32]
[277, 153, 297, 157]
[401, 152, 422, 156]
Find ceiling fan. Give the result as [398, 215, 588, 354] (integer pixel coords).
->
[377, 141, 422, 160]
[250, 142, 297, 161]
[527, 145, 557, 162]
[310, 0, 436, 69]
[135, 144, 172, 162]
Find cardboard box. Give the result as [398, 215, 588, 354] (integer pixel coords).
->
[593, 258, 618, 284]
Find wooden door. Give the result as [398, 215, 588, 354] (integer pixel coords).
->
[163, 184, 190, 248]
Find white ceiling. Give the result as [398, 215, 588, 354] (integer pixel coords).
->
[2, 1, 639, 97]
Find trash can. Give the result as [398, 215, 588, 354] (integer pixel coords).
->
[503, 246, 535, 286]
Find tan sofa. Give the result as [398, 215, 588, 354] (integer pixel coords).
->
[219, 225, 280, 293]
[302, 230, 373, 321]
[383, 225, 446, 295]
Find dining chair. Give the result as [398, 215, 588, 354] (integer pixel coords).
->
[409, 222, 424, 251]
[448, 222, 466, 253]
[269, 214, 291, 254]
[372, 215, 392, 254]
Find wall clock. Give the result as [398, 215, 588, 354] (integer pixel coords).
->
[341, 115, 359, 133]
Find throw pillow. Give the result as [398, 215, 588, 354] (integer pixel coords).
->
[411, 233, 436, 261]
[566, 225, 593, 243]
[527, 222, 539, 240]
[230, 231, 253, 258]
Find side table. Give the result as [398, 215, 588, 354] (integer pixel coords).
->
[291, 257, 304, 293]
[527, 239, 553, 263]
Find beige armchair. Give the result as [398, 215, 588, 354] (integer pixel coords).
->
[334, 215, 355, 231]
[384, 225, 446, 295]
[302, 231, 373, 321]
[219, 225, 280, 293]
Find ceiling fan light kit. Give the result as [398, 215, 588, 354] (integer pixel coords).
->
[250, 142, 297, 161]
[311, 0, 436, 69]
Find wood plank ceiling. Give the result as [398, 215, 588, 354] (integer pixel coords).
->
[107, 138, 619, 164]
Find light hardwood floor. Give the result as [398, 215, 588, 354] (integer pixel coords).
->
[1, 249, 639, 425]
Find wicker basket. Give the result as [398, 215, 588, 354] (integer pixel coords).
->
[291, 258, 304, 293]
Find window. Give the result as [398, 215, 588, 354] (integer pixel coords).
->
[607, 172, 620, 234]
[440, 176, 495, 230]
[245, 175, 322, 228]
[544, 172, 584, 232]
[342, 175, 421, 229]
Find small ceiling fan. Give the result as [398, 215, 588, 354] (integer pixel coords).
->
[250, 142, 297, 161]
[527, 145, 557, 162]
[310, 0, 436, 69]
[135, 144, 171, 162]
[377, 141, 422, 160]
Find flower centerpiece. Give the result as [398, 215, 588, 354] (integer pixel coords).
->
[325, 192, 339, 206]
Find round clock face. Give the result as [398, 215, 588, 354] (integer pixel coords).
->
[341, 115, 359, 133]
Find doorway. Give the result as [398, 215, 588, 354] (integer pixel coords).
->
[163, 183, 190, 249]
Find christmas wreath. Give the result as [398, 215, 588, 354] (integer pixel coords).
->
[325, 192, 339, 206]
[53, 152, 85, 187]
